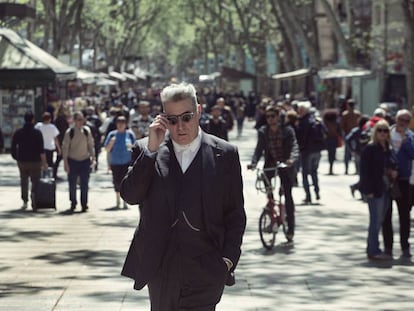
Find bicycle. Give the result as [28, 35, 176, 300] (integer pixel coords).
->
[249, 163, 289, 250]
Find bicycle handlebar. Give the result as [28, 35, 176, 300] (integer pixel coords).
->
[247, 162, 289, 171]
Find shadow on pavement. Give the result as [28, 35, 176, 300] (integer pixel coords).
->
[33, 249, 125, 268]
[0, 208, 57, 219]
[0, 283, 63, 298]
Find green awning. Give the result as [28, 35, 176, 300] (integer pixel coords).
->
[0, 28, 77, 87]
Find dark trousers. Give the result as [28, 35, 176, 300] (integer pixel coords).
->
[45, 149, 55, 167]
[110, 163, 129, 192]
[17, 161, 41, 204]
[68, 158, 91, 207]
[53, 152, 63, 179]
[148, 247, 227, 310]
[301, 151, 321, 200]
[264, 168, 295, 234]
[383, 179, 411, 252]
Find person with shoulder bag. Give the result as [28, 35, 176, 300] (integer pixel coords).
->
[360, 120, 398, 261]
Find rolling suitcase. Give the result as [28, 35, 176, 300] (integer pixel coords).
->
[34, 168, 56, 211]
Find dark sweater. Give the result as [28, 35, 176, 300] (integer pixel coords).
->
[11, 123, 44, 162]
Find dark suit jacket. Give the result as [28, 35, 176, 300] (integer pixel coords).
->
[120, 131, 246, 290]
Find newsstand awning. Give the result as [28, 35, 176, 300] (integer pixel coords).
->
[272, 68, 313, 80]
[0, 27, 77, 87]
[317, 68, 372, 79]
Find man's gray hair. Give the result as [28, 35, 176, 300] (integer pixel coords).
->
[160, 83, 198, 110]
[396, 109, 412, 119]
[297, 100, 312, 112]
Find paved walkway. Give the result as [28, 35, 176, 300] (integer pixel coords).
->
[1, 121, 413, 311]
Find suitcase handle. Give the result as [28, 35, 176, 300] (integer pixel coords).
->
[42, 167, 53, 179]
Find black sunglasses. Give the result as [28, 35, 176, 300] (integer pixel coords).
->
[377, 128, 389, 133]
[165, 112, 195, 125]
[398, 118, 410, 123]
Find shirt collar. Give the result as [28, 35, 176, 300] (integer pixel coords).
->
[172, 128, 202, 153]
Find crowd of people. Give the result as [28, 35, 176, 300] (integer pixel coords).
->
[9, 85, 257, 212]
[7, 81, 414, 308]
[246, 94, 414, 262]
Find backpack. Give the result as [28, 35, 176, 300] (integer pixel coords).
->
[69, 126, 89, 139]
[309, 117, 327, 151]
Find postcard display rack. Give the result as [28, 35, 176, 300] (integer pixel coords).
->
[0, 89, 35, 149]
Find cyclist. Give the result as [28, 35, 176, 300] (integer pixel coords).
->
[248, 105, 299, 242]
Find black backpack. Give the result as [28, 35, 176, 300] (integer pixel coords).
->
[309, 117, 327, 151]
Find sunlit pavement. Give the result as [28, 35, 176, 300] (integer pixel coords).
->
[1, 120, 413, 311]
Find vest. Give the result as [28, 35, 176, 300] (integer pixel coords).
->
[170, 149, 215, 257]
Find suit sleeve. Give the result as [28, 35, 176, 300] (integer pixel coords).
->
[222, 147, 246, 270]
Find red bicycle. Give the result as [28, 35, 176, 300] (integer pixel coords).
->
[251, 163, 289, 250]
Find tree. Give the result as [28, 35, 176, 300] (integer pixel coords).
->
[40, 0, 84, 56]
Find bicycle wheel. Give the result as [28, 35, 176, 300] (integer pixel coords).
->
[259, 209, 276, 250]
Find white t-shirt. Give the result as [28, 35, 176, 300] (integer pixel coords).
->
[390, 128, 404, 153]
[35, 122, 60, 150]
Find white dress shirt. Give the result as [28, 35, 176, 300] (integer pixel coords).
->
[172, 131, 202, 173]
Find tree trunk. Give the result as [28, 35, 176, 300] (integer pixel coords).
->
[319, 0, 355, 67]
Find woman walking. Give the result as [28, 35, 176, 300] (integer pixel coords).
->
[360, 120, 398, 260]
[104, 115, 136, 209]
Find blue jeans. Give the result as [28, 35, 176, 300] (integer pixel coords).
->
[301, 151, 321, 200]
[367, 192, 390, 256]
[68, 158, 91, 207]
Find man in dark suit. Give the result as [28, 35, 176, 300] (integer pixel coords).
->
[120, 83, 246, 310]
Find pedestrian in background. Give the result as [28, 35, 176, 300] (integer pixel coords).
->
[323, 109, 341, 175]
[340, 99, 361, 175]
[383, 109, 414, 259]
[62, 111, 96, 212]
[35, 112, 61, 169]
[296, 101, 324, 204]
[233, 95, 246, 138]
[130, 100, 154, 139]
[346, 115, 370, 199]
[120, 83, 246, 310]
[104, 115, 136, 209]
[53, 103, 69, 180]
[359, 120, 398, 260]
[11, 111, 48, 210]
[202, 105, 228, 141]
[216, 97, 234, 137]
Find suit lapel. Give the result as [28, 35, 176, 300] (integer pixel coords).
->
[156, 139, 176, 221]
[201, 134, 222, 209]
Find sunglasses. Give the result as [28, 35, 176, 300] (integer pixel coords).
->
[398, 118, 410, 123]
[266, 114, 277, 119]
[377, 128, 389, 133]
[165, 112, 195, 125]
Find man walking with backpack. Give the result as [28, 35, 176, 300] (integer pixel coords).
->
[62, 111, 96, 212]
[296, 101, 325, 204]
